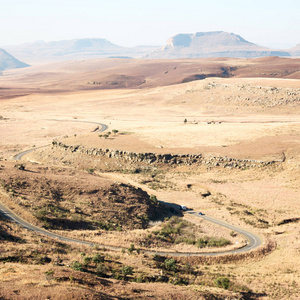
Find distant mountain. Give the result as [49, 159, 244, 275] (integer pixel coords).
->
[0, 48, 29, 71]
[289, 43, 300, 56]
[4, 34, 296, 64]
[5, 39, 160, 64]
[145, 31, 291, 59]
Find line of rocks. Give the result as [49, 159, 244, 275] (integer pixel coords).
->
[52, 141, 278, 170]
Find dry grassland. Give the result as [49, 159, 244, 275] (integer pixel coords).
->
[0, 58, 300, 299]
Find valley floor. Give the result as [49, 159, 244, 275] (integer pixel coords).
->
[0, 68, 299, 299]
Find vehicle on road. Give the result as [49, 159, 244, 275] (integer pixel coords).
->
[179, 205, 187, 211]
[199, 212, 204, 215]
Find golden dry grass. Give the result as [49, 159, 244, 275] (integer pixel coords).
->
[0, 59, 300, 299]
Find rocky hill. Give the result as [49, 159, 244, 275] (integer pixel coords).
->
[1, 163, 162, 231]
[0, 48, 29, 71]
[289, 43, 300, 56]
[145, 31, 291, 59]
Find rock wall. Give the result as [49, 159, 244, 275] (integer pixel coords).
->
[52, 141, 278, 170]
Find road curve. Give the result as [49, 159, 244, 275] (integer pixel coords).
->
[13, 120, 107, 161]
[0, 199, 263, 257]
[5, 120, 263, 256]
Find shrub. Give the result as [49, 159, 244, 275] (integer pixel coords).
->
[92, 254, 104, 264]
[83, 256, 92, 266]
[45, 270, 54, 276]
[164, 258, 177, 272]
[207, 237, 230, 247]
[214, 277, 230, 289]
[87, 168, 94, 174]
[149, 194, 158, 204]
[96, 263, 108, 276]
[135, 275, 143, 283]
[34, 209, 48, 220]
[121, 266, 133, 277]
[71, 261, 83, 272]
[196, 237, 209, 248]
[196, 236, 230, 248]
[128, 243, 135, 254]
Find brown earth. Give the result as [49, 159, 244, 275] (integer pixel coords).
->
[0, 57, 300, 299]
[1, 57, 299, 93]
[2, 216, 232, 300]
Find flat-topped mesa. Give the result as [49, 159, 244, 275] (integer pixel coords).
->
[146, 31, 291, 59]
[52, 141, 278, 169]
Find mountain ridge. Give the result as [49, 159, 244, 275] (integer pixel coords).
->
[4, 38, 160, 64]
[146, 31, 291, 59]
[2, 32, 300, 66]
[0, 48, 29, 71]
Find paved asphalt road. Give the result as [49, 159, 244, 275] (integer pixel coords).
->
[0, 200, 262, 257]
[13, 120, 107, 161]
[2, 120, 263, 257]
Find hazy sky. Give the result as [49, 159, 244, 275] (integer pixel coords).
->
[1, 0, 299, 49]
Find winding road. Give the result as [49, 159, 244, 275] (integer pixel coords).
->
[13, 120, 107, 161]
[1, 120, 263, 257]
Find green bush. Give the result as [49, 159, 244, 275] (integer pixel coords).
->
[196, 237, 209, 248]
[149, 194, 158, 204]
[83, 256, 92, 266]
[207, 237, 230, 247]
[34, 209, 48, 220]
[164, 258, 177, 272]
[128, 243, 135, 254]
[214, 277, 230, 289]
[121, 266, 133, 277]
[87, 168, 94, 174]
[92, 254, 104, 264]
[71, 261, 83, 272]
[196, 236, 230, 248]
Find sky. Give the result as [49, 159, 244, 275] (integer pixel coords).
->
[0, 0, 299, 49]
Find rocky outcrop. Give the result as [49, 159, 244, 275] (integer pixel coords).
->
[52, 141, 278, 170]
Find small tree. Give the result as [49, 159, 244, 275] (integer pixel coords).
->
[112, 129, 119, 135]
[184, 118, 187, 124]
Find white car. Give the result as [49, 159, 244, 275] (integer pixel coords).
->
[179, 205, 187, 211]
